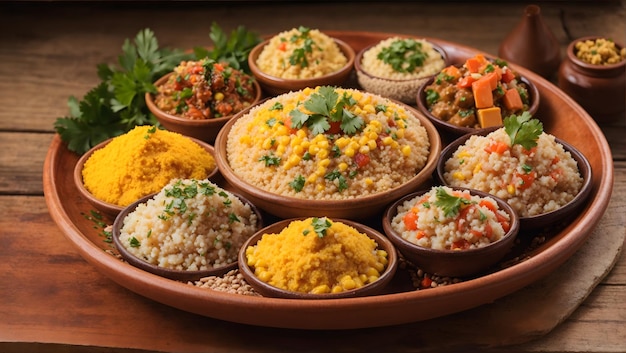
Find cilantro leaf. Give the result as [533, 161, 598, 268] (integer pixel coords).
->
[433, 187, 472, 217]
[504, 111, 543, 150]
[310, 217, 332, 238]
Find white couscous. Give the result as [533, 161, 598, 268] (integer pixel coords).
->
[226, 86, 431, 200]
[256, 26, 348, 79]
[118, 179, 260, 271]
[442, 113, 584, 217]
[391, 186, 512, 250]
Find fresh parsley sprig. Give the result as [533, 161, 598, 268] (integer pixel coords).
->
[434, 187, 473, 217]
[504, 111, 543, 150]
[310, 217, 332, 238]
[288, 86, 364, 135]
[377, 38, 428, 73]
[193, 22, 261, 74]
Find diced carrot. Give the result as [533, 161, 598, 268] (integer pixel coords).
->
[493, 65, 503, 80]
[403, 211, 418, 230]
[484, 221, 493, 239]
[515, 171, 536, 190]
[477, 107, 502, 128]
[496, 213, 511, 232]
[420, 276, 432, 289]
[451, 239, 471, 250]
[416, 230, 426, 240]
[479, 200, 497, 213]
[465, 54, 488, 73]
[442, 65, 462, 80]
[502, 88, 524, 111]
[456, 75, 477, 89]
[484, 140, 509, 154]
[501, 69, 516, 83]
[472, 77, 494, 109]
[277, 42, 287, 51]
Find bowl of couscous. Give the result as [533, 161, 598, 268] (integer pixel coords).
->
[238, 217, 398, 299]
[146, 58, 262, 143]
[383, 186, 519, 277]
[355, 37, 448, 104]
[112, 179, 264, 281]
[214, 86, 441, 220]
[74, 126, 219, 219]
[416, 54, 539, 138]
[435, 113, 592, 230]
[248, 27, 355, 96]
[382, 186, 519, 278]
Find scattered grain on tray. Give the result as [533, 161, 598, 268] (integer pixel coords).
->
[226, 86, 430, 200]
[256, 27, 347, 79]
[190, 269, 260, 296]
[81, 125, 216, 207]
[118, 179, 259, 271]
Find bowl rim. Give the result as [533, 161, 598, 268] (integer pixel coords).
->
[112, 190, 264, 281]
[74, 133, 219, 217]
[382, 186, 520, 256]
[213, 95, 442, 210]
[145, 71, 263, 126]
[237, 217, 398, 299]
[434, 129, 593, 229]
[566, 35, 626, 70]
[248, 37, 356, 85]
[354, 38, 449, 83]
[415, 59, 541, 136]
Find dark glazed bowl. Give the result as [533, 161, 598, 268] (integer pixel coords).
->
[74, 136, 218, 220]
[146, 72, 262, 144]
[415, 67, 540, 138]
[248, 38, 355, 96]
[355, 39, 448, 104]
[434, 130, 593, 231]
[213, 99, 441, 220]
[113, 191, 264, 282]
[382, 187, 520, 278]
[238, 218, 398, 299]
[558, 36, 625, 123]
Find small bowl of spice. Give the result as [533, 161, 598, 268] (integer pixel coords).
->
[74, 125, 218, 219]
[416, 54, 539, 139]
[239, 217, 398, 299]
[355, 37, 448, 104]
[248, 26, 355, 96]
[558, 36, 626, 123]
[382, 186, 520, 278]
[113, 179, 264, 281]
[146, 58, 262, 143]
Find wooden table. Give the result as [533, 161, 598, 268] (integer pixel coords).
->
[1, 2, 624, 352]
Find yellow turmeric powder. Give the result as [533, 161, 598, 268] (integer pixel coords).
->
[245, 217, 388, 294]
[81, 125, 216, 207]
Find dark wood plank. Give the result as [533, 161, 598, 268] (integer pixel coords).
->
[0, 132, 54, 195]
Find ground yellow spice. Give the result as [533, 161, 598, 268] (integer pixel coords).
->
[245, 217, 388, 294]
[82, 126, 216, 207]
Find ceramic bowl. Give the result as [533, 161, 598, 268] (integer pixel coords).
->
[382, 187, 520, 278]
[112, 191, 264, 282]
[558, 36, 625, 123]
[434, 130, 593, 231]
[74, 136, 218, 220]
[213, 100, 442, 220]
[145, 72, 262, 143]
[415, 65, 540, 138]
[238, 218, 398, 299]
[355, 40, 448, 104]
[247, 37, 355, 96]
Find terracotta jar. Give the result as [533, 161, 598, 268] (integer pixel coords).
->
[499, 5, 561, 79]
[558, 36, 626, 123]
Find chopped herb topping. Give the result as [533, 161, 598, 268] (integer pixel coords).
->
[259, 153, 281, 167]
[310, 217, 332, 238]
[504, 111, 543, 150]
[433, 187, 473, 217]
[289, 175, 305, 192]
[377, 38, 428, 73]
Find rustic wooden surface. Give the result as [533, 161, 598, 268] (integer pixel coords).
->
[1, 1, 625, 352]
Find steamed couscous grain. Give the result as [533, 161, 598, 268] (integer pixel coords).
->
[245, 217, 388, 294]
[361, 37, 446, 80]
[256, 27, 348, 79]
[391, 186, 511, 250]
[118, 179, 259, 271]
[443, 128, 583, 217]
[226, 86, 430, 200]
[575, 38, 626, 65]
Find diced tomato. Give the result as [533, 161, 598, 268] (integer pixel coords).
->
[456, 205, 474, 231]
[213, 63, 225, 72]
[515, 171, 536, 190]
[403, 211, 418, 231]
[328, 121, 342, 134]
[552, 156, 560, 165]
[451, 239, 471, 250]
[420, 276, 433, 289]
[495, 212, 511, 232]
[522, 146, 537, 156]
[354, 152, 370, 168]
[277, 42, 287, 51]
[416, 230, 427, 240]
[282, 116, 299, 134]
[484, 140, 509, 154]
[189, 65, 204, 74]
[484, 221, 493, 239]
[550, 168, 563, 181]
[479, 200, 497, 213]
[501, 69, 516, 83]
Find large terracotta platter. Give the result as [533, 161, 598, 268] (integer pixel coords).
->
[43, 31, 613, 330]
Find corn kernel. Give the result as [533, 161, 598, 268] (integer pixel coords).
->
[473, 163, 482, 175]
[367, 131, 378, 140]
[293, 145, 304, 156]
[340, 276, 357, 290]
[365, 267, 380, 277]
[382, 136, 394, 145]
[363, 104, 375, 114]
[365, 178, 374, 186]
[317, 149, 329, 159]
[239, 135, 251, 145]
[316, 183, 325, 192]
[288, 154, 300, 165]
[458, 150, 472, 158]
[296, 129, 306, 139]
[401, 145, 411, 156]
[359, 145, 370, 154]
[311, 284, 330, 294]
[391, 141, 399, 149]
[309, 145, 320, 155]
[367, 140, 377, 150]
[373, 261, 385, 272]
[338, 162, 348, 172]
[275, 125, 288, 135]
[344, 147, 355, 158]
[315, 166, 327, 176]
[318, 158, 330, 168]
[395, 128, 405, 139]
[331, 285, 343, 293]
[307, 174, 318, 183]
[335, 137, 349, 148]
[276, 145, 286, 155]
[257, 270, 271, 282]
[261, 138, 273, 150]
[507, 184, 516, 194]
[290, 136, 302, 147]
[452, 171, 465, 180]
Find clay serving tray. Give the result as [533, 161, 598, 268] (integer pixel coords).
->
[43, 31, 613, 330]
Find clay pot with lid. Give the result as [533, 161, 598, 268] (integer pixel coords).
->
[499, 5, 561, 79]
[558, 36, 626, 124]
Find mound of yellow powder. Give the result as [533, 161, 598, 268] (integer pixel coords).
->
[245, 217, 388, 294]
[82, 126, 216, 207]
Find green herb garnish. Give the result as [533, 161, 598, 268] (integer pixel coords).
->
[324, 170, 348, 192]
[193, 22, 261, 74]
[129, 237, 140, 248]
[377, 38, 428, 73]
[310, 217, 332, 238]
[289, 175, 306, 192]
[288, 86, 364, 135]
[504, 111, 543, 150]
[433, 187, 472, 217]
[259, 153, 281, 167]
[425, 89, 440, 105]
